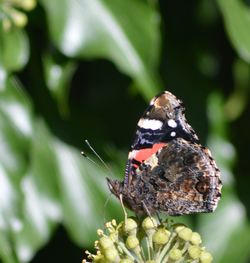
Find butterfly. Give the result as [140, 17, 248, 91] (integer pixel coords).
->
[107, 91, 222, 216]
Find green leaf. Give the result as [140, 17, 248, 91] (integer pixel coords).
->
[53, 139, 119, 245]
[198, 91, 250, 263]
[0, 230, 18, 263]
[14, 120, 64, 262]
[0, 78, 33, 262]
[0, 27, 29, 72]
[14, 174, 58, 262]
[217, 0, 250, 63]
[0, 66, 7, 88]
[43, 54, 77, 117]
[0, 76, 122, 262]
[0, 79, 61, 262]
[0, 78, 33, 176]
[39, 0, 161, 99]
[199, 191, 250, 263]
[224, 59, 250, 121]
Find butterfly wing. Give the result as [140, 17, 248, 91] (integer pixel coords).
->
[134, 138, 221, 215]
[107, 90, 222, 216]
[125, 91, 199, 186]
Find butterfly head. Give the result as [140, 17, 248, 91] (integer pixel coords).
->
[106, 178, 123, 199]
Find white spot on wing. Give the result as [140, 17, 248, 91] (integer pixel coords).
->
[145, 154, 158, 169]
[138, 118, 163, 130]
[168, 119, 177, 128]
[128, 150, 138, 159]
[171, 131, 176, 137]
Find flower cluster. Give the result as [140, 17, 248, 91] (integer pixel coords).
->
[0, 0, 36, 31]
[84, 217, 213, 263]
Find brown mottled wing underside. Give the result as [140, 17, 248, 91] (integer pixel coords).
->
[122, 138, 221, 215]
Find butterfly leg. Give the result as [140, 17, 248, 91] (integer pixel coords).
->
[142, 200, 157, 221]
[119, 194, 128, 222]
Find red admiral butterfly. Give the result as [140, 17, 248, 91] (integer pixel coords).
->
[107, 91, 222, 216]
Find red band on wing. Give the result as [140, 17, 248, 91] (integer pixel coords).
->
[134, 143, 167, 164]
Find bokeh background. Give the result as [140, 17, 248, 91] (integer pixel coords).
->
[1, 0, 250, 262]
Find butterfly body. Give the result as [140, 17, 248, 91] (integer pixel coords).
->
[107, 91, 222, 216]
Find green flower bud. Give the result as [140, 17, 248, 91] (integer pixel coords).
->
[97, 229, 104, 236]
[11, 9, 27, 27]
[92, 253, 104, 262]
[200, 251, 213, 263]
[188, 245, 201, 259]
[173, 224, 185, 233]
[111, 219, 117, 226]
[169, 248, 182, 261]
[191, 232, 202, 245]
[99, 236, 114, 250]
[142, 217, 157, 230]
[177, 227, 192, 241]
[126, 235, 139, 249]
[152, 228, 170, 245]
[104, 247, 119, 262]
[84, 216, 213, 263]
[21, 0, 37, 11]
[123, 218, 137, 235]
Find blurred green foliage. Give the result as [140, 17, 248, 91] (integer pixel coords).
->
[0, 0, 250, 262]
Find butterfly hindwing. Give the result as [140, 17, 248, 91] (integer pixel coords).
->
[134, 138, 221, 215]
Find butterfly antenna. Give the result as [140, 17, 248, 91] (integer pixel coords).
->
[82, 140, 117, 223]
[80, 151, 102, 168]
[84, 139, 114, 176]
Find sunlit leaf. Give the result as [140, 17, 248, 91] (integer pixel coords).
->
[43, 54, 77, 117]
[0, 78, 33, 177]
[39, 0, 161, 99]
[14, 174, 57, 262]
[0, 78, 33, 263]
[53, 139, 120, 245]
[0, 77, 124, 263]
[0, 27, 29, 72]
[224, 59, 250, 121]
[217, 0, 250, 63]
[0, 79, 61, 263]
[199, 191, 250, 263]
[0, 66, 7, 88]
[0, 230, 18, 263]
[198, 92, 250, 263]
